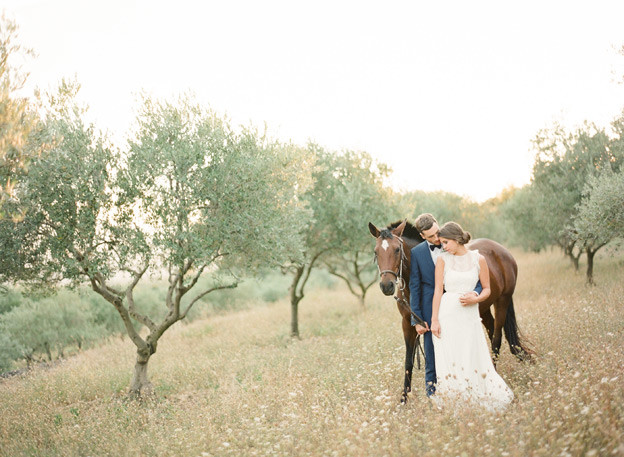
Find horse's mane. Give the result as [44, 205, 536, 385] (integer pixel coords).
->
[383, 220, 424, 243]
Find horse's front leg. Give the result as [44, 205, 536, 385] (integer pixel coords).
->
[401, 318, 418, 403]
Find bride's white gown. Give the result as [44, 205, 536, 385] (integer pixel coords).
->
[432, 250, 514, 411]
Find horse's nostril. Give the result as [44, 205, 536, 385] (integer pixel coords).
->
[380, 282, 395, 296]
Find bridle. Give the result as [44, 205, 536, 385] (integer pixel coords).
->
[376, 235, 408, 293]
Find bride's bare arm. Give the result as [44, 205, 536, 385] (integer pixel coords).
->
[475, 255, 491, 303]
[431, 257, 445, 337]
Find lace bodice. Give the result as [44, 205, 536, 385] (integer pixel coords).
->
[440, 250, 480, 294]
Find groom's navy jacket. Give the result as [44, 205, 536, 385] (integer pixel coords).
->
[409, 242, 437, 327]
[409, 241, 482, 392]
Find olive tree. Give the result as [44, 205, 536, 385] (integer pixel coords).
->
[574, 169, 624, 284]
[283, 146, 392, 336]
[1, 87, 307, 396]
[530, 122, 622, 267]
[498, 185, 553, 252]
[320, 151, 394, 308]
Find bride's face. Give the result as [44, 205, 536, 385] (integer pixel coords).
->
[440, 237, 459, 254]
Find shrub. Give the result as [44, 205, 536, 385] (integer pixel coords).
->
[0, 289, 23, 315]
[0, 293, 106, 364]
[0, 331, 22, 371]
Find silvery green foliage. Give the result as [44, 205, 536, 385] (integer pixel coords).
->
[120, 94, 308, 277]
[530, 122, 618, 248]
[0, 294, 106, 365]
[0, 80, 114, 285]
[499, 185, 553, 252]
[283, 146, 393, 332]
[0, 330, 22, 371]
[316, 150, 394, 304]
[299, 147, 390, 255]
[575, 169, 624, 247]
[2, 88, 307, 286]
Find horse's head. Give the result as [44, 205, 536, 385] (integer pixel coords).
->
[369, 220, 408, 296]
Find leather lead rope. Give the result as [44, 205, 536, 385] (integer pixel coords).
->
[394, 295, 427, 369]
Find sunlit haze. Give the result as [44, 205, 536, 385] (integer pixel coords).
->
[4, 0, 624, 201]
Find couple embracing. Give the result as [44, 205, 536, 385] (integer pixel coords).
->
[409, 213, 513, 410]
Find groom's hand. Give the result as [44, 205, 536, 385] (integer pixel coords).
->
[460, 291, 479, 306]
[415, 323, 429, 335]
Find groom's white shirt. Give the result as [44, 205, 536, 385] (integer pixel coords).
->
[427, 241, 442, 265]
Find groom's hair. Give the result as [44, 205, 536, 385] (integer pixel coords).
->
[414, 213, 438, 233]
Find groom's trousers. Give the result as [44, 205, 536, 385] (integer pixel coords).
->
[423, 331, 436, 396]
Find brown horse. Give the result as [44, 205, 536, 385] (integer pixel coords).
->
[369, 220, 532, 403]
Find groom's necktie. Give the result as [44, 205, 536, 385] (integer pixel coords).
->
[429, 244, 442, 251]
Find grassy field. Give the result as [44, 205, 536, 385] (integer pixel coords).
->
[1, 249, 623, 457]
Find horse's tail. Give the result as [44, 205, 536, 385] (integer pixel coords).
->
[503, 297, 535, 361]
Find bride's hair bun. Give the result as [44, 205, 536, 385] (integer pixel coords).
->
[439, 222, 471, 245]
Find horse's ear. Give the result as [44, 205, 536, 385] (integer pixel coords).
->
[393, 219, 407, 237]
[368, 222, 380, 238]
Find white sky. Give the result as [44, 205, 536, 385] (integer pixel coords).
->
[3, 0, 624, 201]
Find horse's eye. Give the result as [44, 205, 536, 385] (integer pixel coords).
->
[395, 247, 400, 253]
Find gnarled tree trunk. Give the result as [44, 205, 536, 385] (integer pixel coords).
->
[129, 345, 154, 398]
[290, 297, 302, 338]
[288, 251, 325, 338]
[586, 247, 596, 286]
[289, 266, 304, 338]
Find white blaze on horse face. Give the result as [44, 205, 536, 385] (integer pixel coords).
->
[381, 240, 389, 251]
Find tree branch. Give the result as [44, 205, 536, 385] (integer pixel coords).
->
[179, 264, 205, 294]
[180, 281, 238, 319]
[365, 277, 377, 290]
[328, 268, 358, 296]
[94, 272, 124, 297]
[125, 264, 156, 331]
[179, 250, 225, 294]
[296, 249, 327, 297]
[89, 275, 145, 349]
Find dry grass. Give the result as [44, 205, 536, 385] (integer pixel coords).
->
[1, 249, 623, 457]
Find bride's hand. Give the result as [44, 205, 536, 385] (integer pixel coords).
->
[431, 320, 441, 338]
[460, 292, 479, 306]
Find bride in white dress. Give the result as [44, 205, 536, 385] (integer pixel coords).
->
[430, 222, 514, 411]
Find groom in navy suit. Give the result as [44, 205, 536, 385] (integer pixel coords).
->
[409, 213, 482, 397]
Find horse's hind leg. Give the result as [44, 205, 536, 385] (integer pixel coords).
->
[480, 307, 495, 342]
[401, 319, 418, 403]
[491, 298, 509, 366]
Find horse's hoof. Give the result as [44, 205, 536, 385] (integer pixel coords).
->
[518, 351, 535, 363]
[400, 394, 408, 404]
